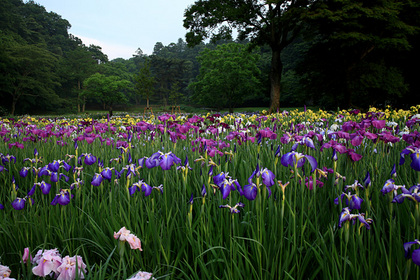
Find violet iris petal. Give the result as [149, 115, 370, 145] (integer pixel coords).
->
[261, 168, 275, 187]
[213, 173, 226, 186]
[141, 183, 152, 196]
[40, 181, 51, 195]
[12, 198, 26, 210]
[84, 154, 97, 165]
[410, 151, 420, 171]
[363, 171, 371, 187]
[91, 173, 103, 186]
[381, 179, 395, 195]
[48, 160, 60, 172]
[349, 195, 363, 210]
[243, 183, 258, 201]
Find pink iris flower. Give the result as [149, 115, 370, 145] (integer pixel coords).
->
[32, 248, 62, 277]
[0, 264, 11, 278]
[127, 271, 155, 280]
[114, 227, 143, 251]
[56, 255, 87, 280]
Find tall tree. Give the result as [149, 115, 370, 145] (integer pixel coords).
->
[189, 43, 261, 112]
[303, 0, 418, 108]
[184, 0, 311, 112]
[2, 42, 60, 115]
[134, 59, 155, 108]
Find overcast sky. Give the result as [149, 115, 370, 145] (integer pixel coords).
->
[32, 0, 196, 60]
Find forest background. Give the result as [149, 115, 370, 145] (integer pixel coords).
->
[0, 0, 419, 116]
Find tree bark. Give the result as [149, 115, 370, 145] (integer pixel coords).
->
[269, 48, 283, 113]
[77, 80, 81, 113]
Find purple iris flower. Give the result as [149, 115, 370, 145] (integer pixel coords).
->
[51, 190, 72, 206]
[48, 160, 60, 172]
[19, 167, 30, 177]
[70, 179, 83, 190]
[141, 182, 153, 196]
[101, 167, 114, 182]
[259, 168, 275, 188]
[404, 240, 420, 266]
[291, 137, 316, 151]
[213, 172, 227, 186]
[338, 207, 373, 229]
[0, 203, 4, 210]
[159, 152, 181, 170]
[400, 147, 420, 171]
[392, 185, 420, 203]
[381, 179, 396, 195]
[390, 164, 397, 177]
[201, 184, 207, 197]
[50, 172, 69, 183]
[27, 184, 36, 196]
[363, 171, 371, 188]
[62, 161, 72, 172]
[0, 165, 7, 172]
[281, 151, 318, 172]
[143, 152, 160, 168]
[219, 202, 245, 214]
[91, 173, 103, 186]
[220, 178, 241, 199]
[334, 193, 364, 210]
[36, 181, 52, 195]
[188, 193, 194, 205]
[78, 153, 97, 165]
[12, 197, 32, 210]
[1, 154, 16, 165]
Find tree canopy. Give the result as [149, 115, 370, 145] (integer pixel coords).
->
[0, 0, 419, 115]
[189, 43, 261, 112]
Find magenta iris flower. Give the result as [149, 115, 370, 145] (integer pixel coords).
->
[404, 240, 420, 266]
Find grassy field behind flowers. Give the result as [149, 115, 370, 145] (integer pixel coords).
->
[1, 106, 420, 279]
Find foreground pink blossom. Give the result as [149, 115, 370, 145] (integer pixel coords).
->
[114, 227, 143, 251]
[127, 271, 155, 280]
[56, 255, 87, 280]
[0, 263, 15, 279]
[32, 248, 62, 277]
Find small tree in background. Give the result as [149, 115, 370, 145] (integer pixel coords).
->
[134, 59, 155, 109]
[82, 73, 131, 116]
[189, 43, 261, 113]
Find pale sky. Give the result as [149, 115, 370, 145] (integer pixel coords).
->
[32, 0, 196, 60]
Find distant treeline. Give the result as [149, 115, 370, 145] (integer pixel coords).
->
[0, 0, 419, 115]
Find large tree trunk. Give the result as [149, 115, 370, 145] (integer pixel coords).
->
[269, 48, 283, 114]
[11, 97, 17, 116]
[77, 80, 81, 113]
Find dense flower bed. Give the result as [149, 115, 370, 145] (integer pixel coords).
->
[1, 106, 420, 279]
